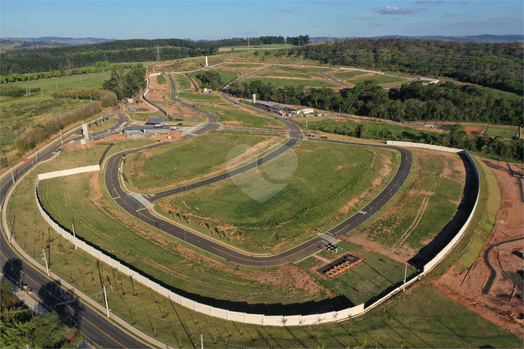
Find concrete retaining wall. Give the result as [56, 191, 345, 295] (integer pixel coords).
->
[34, 140, 479, 326]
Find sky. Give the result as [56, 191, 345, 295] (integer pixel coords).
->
[1, 0, 523, 40]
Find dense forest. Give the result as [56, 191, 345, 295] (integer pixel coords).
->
[0, 35, 309, 76]
[292, 38, 523, 94]
[229, 80, 523, 126]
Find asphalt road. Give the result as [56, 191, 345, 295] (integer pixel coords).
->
[1, 113, 150, 348]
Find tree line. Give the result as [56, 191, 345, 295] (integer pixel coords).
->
[229, 80, 522, 126]
[306, 120, 522, 162]
[291, 38, 523, 94]
[1, 279, 75, 348]
[0, 35, 311, 76]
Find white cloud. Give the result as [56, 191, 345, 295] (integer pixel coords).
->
[372, 6, 426, 15]
[371, 22, 386, 26]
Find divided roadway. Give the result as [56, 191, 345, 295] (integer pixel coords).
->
[0, 113, 152, 348]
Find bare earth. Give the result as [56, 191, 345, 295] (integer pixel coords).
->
[437, 159, 524, 338]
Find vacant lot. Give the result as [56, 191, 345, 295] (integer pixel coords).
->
[243, 76, 339, 89]
[198, 103, 285, 128]
[156, 141, 397, 252]
[124, 132, 287, 193]
[350, 149, 466, 260]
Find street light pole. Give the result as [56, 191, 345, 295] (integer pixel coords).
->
[103, 286, 110, 318]
[41, 249, 50, 276]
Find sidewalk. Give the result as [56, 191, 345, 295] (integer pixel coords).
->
[1, 274, 50, 315]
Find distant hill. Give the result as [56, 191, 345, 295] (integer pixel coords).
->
[1, 37, 115, 50]
[310, 34, 524, 43]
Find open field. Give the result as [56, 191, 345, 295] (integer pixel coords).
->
[347, 75, 407, 85]
[485, 124, 519, 138]
[243, 76, 339, 89]
[6, 72, 111, 91]
[351, 149, 466, 257]
[176, 92, 223, 103]
[198, 103, 285, 128]
[124, 132, 287, 193]
[0, 94, 83, 149]
[298, 240, 417, 306]
[334, 70, 369, 79]
[155, 141, 398, 252]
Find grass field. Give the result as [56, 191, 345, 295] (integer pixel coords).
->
[485, 125, 518, 138]
[244, 76, 339, 89]
[334, 70, 369, 79]
[124, 132, 287, 193]
[6, 72, 111, 91]
[7, 138, 520, 348]
[198, 103, 284, 128]
[348, 75, 407, 85]
[354, 149, 465, 252]
[0, 94, 83, 150]
[224, 63, 266, 68]
[176, 92, 223, 102]
[298, 240, 417, 305]
[155, 141, 398, 252]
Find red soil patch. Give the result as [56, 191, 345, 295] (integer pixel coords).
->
[464, 127, 483, 133]
[437, 159, 524, 338]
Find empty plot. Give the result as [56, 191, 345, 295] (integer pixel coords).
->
[156, 141, 397, 252]
[124, 132, 287, 193]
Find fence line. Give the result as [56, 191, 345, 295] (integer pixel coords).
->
[33, 141, 479, 326]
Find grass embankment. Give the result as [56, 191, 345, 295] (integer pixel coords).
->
[198, 103, 284, 128]
[430, 156, 502, 277]
[8, 141, 520, 348]
[356, 149, 465, 251]
[123, 132, 287, 193]
[170, 74, 192, 91]
[156, 141, 398, 252]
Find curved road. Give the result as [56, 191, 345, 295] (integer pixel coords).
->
[1, 113, 151, 348]
[104, 76, 412, 267]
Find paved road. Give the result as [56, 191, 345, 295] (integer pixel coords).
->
[106, 80, 412, 267]
[1, 113, 151, 348]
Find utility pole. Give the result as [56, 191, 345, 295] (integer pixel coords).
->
[41, 249, 50, 276]
[403, 264, 407, 291]
[103, 286, 110, 318]
[72, 219, 77, 249]
[157, 45, 160, 63]
[10, 167, 15, 184]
